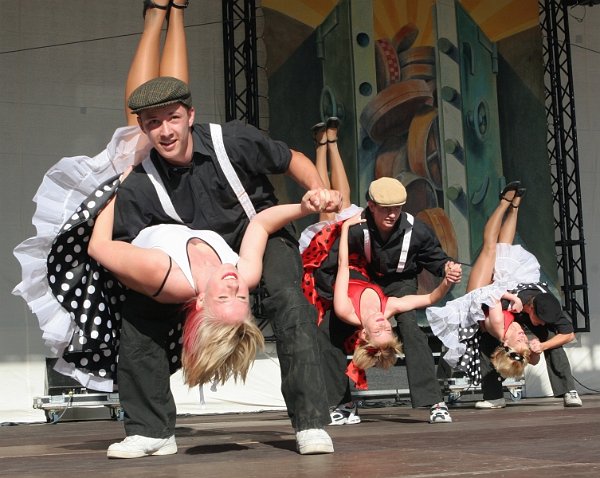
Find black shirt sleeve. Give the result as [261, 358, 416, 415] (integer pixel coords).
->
[222, 121, 292, 176]
[413, 219, 451, 277]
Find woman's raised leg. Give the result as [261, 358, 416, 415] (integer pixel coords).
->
[326, 117, 351, 213]
[124, 1, 170, 124]
[498, 189, 525, 244]
[466, 188, 517, 292]
[160, 1, 189, 83]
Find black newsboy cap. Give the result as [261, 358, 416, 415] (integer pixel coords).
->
[533, 292, 562, 324]
[128, 76, 192, 114]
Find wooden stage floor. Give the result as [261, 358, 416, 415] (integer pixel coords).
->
[1, 394, 599, 478]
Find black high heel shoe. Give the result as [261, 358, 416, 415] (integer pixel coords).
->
[499, 180, 521, 202]
[143, 0, 169, 18]
[326, 116, 340, 129]
[326, 117, 339, 143]
[311, 122, 327, 146]
[172, 0, 190, 10]
[510, 187, 527, 208]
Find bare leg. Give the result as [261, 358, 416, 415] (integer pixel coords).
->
[314, 128, 329, 189]
[160, 5, 189, 83]
[466, 191, 516, 292]
[124, 1, 170, 124]
[313, 125, 333, 222]
[497, 194, 522, 244]
[326, 123, 351, 212]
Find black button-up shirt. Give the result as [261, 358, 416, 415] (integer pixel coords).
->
[113, 120, 292, 251]
[314, 208, 450, 299]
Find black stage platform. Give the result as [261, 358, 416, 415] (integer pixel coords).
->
[1, 395, 599, 477]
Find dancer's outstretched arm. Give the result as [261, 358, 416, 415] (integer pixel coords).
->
[237, 190, 324, 289]
[332, 214, 362, 327]
[88, 169, 193, 302]
[385, 270, 457, 319]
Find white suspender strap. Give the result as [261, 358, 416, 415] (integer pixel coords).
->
[141, 158, 184, 223]
[396, 213, 414, 273]
[363, 228, 372, 263]
[209, 123, 256, 220]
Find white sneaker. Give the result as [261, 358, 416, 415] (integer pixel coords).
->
[107, 434, 177, 459]
[475, 398, 506, 409]
[564, 390, 583, 407]
[329, 402, 361, 425]
[296, 428, 334, 455]
[429, 402, 452, 423]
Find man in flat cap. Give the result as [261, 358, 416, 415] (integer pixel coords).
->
[476, 284, 582, 409]
[314, 176, 462, 424]
[110, 75, 343, 456]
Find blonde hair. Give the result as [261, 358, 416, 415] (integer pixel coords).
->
[181, 303, 265, 387]
[491, 346, 531, 379]
[352, 336, 402, 371]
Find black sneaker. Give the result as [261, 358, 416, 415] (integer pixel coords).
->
[329, 402, 361, 425]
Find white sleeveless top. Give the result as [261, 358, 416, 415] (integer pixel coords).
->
[132, 224, 239, 291]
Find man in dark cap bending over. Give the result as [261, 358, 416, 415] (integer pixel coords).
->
[476, 284, 582, 409]
[107, 77, 343, 458]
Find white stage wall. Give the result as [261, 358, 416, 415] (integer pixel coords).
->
[1, 2, 599, 424]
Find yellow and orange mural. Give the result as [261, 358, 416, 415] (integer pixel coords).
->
[263, 0, 541, 43]
[264, 0, 556, 287]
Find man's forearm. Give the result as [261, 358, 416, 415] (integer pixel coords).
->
[541, 332, 575, 351]
[286, 149, 325, 190]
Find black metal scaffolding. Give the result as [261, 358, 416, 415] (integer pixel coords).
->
[539, 0, 589, 331]
[222, 0, 259, 127]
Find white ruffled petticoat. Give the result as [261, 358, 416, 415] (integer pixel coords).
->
[298, 204, 363, 254]
[12, 126, 150, 392]
[426, 243, 541, 380]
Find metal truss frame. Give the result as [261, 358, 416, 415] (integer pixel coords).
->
[539, 0, 590, 331]
[222, 0, 259, 127]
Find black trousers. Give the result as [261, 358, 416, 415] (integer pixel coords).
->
[118, 295, 183, 438]
[317, 309, 360, 406]
[260, 232, 347, 429]
[480, 326, 575, 400]
[117, 231, 344, 438]
[381, 277, 443, 408]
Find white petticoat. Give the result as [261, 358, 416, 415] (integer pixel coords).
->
[12, 126, 149, 391]
[426, 243, 540, 368]
[298, 204, 363, 254]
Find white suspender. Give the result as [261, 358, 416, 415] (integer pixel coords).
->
[396, 213, 414, 273]
[141, 158, 184, 223]
[209, 123, 256, 220]
[142, 124, 256, 224]
[361, 213, 414, 273]
[363, 228, 372, 264]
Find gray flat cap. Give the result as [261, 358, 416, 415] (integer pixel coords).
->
[128, 76, 192, 114]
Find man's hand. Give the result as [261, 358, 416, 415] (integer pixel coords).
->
[444, 261, 462, 284]
[303, 188, 343, 213]
[320, 189, 343, 213]
[529, 338, 544, 354]
[301, 189, 325, 214]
